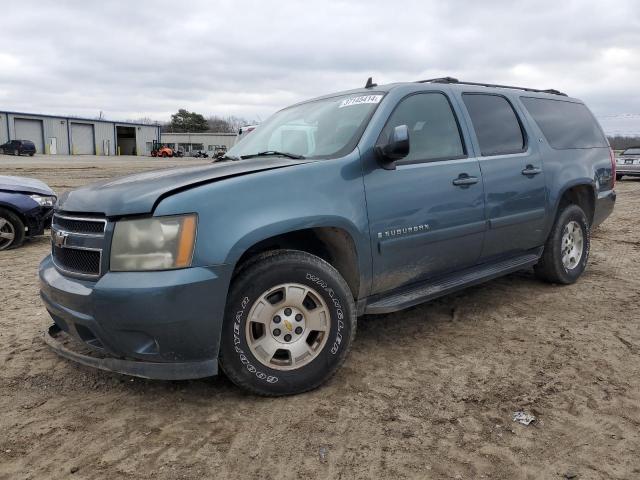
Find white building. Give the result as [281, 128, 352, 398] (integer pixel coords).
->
[0, 110, 160, 156]
[160, 132, 237, 155]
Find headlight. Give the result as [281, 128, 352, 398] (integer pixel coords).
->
[110, 214, 197, 271]
[30, 194, 56, 207]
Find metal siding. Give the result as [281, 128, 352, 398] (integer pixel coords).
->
[14, 118, 45, 153]
[161, 133, 238, 149]
[94, 121, 114, 155]
[136, 125, 159, 156]
[71, 123, 95, 154]
[0, 113, 7, 144]
[43, 117, 70, 154]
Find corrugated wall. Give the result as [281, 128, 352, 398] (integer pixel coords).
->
[0, 113, 8, 144]
[161, 133, 238, 149]
[136, 125, 159, 156]
[43, 117, 70, 154]
[94, 121, 115, 155]
[0, 111, 159, 156]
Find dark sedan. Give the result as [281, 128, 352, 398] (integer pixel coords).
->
[0, 176, 56, 250]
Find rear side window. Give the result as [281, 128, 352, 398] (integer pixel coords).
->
[378, 92, 465, 163]
[520, 97, 607, 149]
[462, 94, 526, 156]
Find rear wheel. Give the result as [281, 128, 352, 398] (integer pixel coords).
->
[0, 208, 25, 250]
[534, 204, 590, 284]
[219, 250, 356, 396]
[29, 152, 34, 157]
[616, 174, 623, 181]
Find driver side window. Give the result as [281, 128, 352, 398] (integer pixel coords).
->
[379, 92, 465, 163]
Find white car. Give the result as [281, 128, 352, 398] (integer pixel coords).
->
[616, 147, 640, 180]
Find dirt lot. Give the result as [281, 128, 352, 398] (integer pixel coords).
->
[1, 156, 639, 479]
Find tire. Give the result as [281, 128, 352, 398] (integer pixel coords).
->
[616, 174, 623, 181]
[534, 204, 590, 284]
[0, 207, 26, 251]
[13, 149, 19, 156]
[29, 152, 34, 157]
[219, 250, 356, 396]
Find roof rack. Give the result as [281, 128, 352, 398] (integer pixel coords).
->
[416, 77, 567, 96]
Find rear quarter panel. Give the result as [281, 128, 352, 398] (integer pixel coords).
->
[513, 95, 613, 234]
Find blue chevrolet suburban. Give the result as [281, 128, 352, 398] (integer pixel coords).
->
[39, 77, 616, 395]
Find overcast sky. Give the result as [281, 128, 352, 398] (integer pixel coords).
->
[1, 0, 639, 134]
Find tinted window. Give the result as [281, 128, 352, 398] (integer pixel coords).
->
[520, 97, 607, 149]
[462, 94, 525, 156]
[378, 93, 465, 162]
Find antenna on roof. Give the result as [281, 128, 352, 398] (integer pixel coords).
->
[365, 77, 377, 89]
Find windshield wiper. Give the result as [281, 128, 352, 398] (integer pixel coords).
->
[219, 154, 242, 161]
[241, 151, 305, 160]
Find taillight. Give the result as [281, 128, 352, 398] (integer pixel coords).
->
[610, 148, 616, 188]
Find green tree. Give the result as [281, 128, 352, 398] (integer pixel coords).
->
[169, 109, 209, 132]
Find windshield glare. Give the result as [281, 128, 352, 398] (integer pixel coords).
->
[623, 148, 640, 155]
[227, 93, 384, 159]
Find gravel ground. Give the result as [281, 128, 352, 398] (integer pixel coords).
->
[1, 155, 639, 479]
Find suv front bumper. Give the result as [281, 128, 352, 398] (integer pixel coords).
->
[39, 255, 232, 380]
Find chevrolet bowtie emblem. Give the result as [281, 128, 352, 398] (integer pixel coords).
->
[284, 319, 293, 332]
[52, 230, 69, 248]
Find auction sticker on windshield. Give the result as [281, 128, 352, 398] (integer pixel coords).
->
[339, 95, 383, 108]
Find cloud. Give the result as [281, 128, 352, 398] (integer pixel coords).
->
[0, 0, 639, 133]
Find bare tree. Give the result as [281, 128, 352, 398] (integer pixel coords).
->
[608, 135, 640, 150]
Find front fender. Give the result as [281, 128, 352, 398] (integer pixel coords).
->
[154, 153, 373, 298]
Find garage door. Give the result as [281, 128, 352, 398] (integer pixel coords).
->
[71, 123, 95, 155]
[14, 118, 44, 153]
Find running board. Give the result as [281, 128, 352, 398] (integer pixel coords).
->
[364, 252, 541, 314]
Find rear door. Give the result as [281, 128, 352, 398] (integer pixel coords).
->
[363, 91, 486, 294]
[458, 92, 547, 260]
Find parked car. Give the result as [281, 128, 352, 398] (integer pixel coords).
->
[615, 147, 640, 179]
[193, 150, 209, 158]
[40, 77, 615, 396]
[1, 140, 36, 156]
[0, 176, 56, 250]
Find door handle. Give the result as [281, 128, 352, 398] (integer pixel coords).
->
[452, 174, 479, 187]
[522, 165, 542, 176]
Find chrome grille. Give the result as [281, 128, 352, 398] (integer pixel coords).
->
[52, 214, 106, 235]
[51, 214, 106, 278]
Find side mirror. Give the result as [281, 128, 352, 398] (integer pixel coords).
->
[376, 125, 410, 170]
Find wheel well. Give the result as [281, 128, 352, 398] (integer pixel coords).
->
[0, 203, 27, 227]
[234, 227, 360, 298]
[559, 185, 595, 224]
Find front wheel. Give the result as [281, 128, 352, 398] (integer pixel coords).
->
[0, 207, 25, 250]
[219, 250, 356, 396]
[534, 204, 590, 284]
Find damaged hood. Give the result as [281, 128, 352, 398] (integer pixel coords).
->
[57, 157, 310, 216]
[0, 175, 55, 196]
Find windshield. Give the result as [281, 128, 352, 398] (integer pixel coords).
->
[623, 148, 640, 155]
[227, 93, 384, 160]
